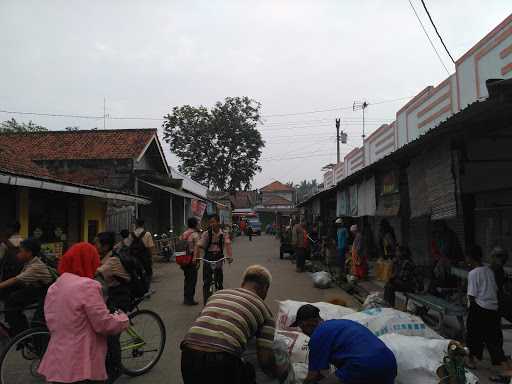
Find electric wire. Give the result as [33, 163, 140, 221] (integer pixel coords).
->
[407, 0, 450, 75]
[420, 0, 456, 64]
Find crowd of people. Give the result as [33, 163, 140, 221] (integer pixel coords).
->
[0, 219, 155, 383]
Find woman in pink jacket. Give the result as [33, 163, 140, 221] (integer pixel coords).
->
[38, 242, 129, 383]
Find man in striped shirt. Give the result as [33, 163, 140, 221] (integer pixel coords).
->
[181, 265, 279, 384]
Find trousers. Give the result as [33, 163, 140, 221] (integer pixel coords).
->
[295, 247, 306, 271]
[106, 284, 131, 383]
[5, 285, 47, 336]
[181, 264, 198, 302]
[181, 348, 255, 384]
[466, 302, 506, 365]
[203, 262, 223, 304]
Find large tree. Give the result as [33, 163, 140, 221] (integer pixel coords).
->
[0, 118, 47, 133]
[163, 97, 264, 191]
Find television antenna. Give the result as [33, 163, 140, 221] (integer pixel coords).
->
[353, 101, 369, 139]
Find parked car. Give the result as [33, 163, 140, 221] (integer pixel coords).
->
[246, 218, 262, 236]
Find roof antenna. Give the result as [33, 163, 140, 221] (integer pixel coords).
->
[103, 97, 110, 130]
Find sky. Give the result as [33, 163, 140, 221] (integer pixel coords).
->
[1, 1, 510, 188]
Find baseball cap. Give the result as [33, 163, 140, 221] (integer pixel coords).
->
[290, 304, 321, 327]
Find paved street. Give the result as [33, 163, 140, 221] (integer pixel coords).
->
[119, 234, 357, 384]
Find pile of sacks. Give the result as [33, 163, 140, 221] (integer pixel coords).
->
[273, 299, 478, 384]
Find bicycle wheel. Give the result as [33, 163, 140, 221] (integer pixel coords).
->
[120, 309, 166, 376]
[0, 327, 50, 384]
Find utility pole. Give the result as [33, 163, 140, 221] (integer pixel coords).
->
[103, 97, 110, 130]
[335, 118, 341, 164]
[353, 101, 369, 139]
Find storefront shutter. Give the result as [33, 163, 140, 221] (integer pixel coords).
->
[407, 156, 430, 218]
[425, 144, 457, 220]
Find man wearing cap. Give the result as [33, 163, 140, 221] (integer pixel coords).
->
[292, 304, 397, 384]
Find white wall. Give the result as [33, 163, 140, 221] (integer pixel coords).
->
[333, 14, 512, 187]
[345, 148, 364, 176]
[456, 15, 512, 110]
[364, 123, 396, 165]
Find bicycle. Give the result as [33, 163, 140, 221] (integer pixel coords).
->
[197, 257, 229, 302]
[0, 291, 166, 384]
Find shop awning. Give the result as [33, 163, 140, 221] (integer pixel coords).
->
[140, 180, 200, 200]
[0, 172, 151, 205]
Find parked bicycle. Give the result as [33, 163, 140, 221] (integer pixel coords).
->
[0, 291, 166, 384]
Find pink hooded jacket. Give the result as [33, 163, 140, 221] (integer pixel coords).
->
[38, 273, 129, 382]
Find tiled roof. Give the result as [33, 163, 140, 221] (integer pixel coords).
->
[230, 191, 257, 209]
[0, 144, 51, 178]
[0, 129, 156, 160]
[260, 181, 294, 192]
[262, 195, 293, 206]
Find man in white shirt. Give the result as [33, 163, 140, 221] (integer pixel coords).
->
[466, 245, 511, 378]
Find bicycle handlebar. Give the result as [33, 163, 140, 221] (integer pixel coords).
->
[196, 257, 230, 264]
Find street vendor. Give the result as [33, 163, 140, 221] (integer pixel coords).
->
[292, 304, 397, 384]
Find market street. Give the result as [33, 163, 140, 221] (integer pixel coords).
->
[118, 234, 356, 384]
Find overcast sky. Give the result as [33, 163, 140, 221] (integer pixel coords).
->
[1, 1, 510, 188]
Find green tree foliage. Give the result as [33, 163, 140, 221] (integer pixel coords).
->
[292, 179, 318, 201]
[163, 97, 264, 191]
[0, 118, 47, 133]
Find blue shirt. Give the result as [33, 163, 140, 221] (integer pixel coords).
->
[308, 320, 397, 384]
[337, 228, 348, 250]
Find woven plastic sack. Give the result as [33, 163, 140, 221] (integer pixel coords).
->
[276, 300, 355, 330]
[380, 334, 478, 384]
[342, 307, 441, 338]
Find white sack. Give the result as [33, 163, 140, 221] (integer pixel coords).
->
[275, 330, 334, 384]
[276, 300, 355, 331]
[380, 334, 478, 384]
[342, 307, 441, 338]
[311, 271, 332, 289]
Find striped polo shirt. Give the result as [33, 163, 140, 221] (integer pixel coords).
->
[183, 288, 275, 356]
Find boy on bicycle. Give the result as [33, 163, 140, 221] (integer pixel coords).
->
[195, 214, 233, 304]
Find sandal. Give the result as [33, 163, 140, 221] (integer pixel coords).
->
[489, 375, 511, 383]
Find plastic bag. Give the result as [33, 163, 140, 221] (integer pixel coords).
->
[380, 334, 478, 384]
[311, 271, 332, 289]
[276, 300, 355, 330]
[362, 292, 389, 309]
[342, 307, 441, 338]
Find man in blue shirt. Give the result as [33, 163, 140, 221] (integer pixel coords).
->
[291, 305, 397, 384]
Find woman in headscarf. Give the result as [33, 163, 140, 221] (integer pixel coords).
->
[350, 224, 368, 280]
[38, 242, 129, 383]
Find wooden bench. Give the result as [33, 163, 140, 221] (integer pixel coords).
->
[404, 292, 466, 338]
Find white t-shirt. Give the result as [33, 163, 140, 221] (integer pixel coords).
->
[467, 266, 498, 311]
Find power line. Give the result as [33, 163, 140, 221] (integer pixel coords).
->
[0, 109, 103, 120]
[0, 94, 414, 123]
[419, 0, 455, 64]
[260, 95, 415, 118]
[407, 0, 450, 75]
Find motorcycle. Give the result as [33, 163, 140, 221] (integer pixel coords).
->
[153, 230, 175, 262]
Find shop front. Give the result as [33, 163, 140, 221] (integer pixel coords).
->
[0, 172, 150, 257]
